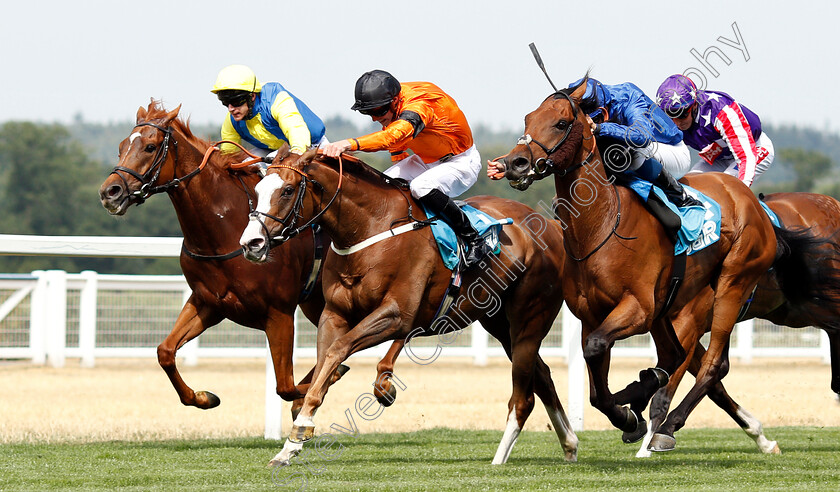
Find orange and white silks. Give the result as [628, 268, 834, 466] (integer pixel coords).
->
[349, 82, 473, 163]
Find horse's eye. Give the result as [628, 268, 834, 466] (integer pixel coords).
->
[281, 185, 295, 197]
[556, 121, 569, 131]
[144, 144, 156, 153]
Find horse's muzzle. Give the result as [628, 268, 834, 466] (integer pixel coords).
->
[99, 182, 132, 216]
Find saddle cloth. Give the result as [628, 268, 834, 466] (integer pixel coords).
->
[758, 200, 782, 228]
[421, 203, 512, 270]
[625, 177, 721, 256]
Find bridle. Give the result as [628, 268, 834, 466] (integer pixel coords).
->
[248, 153, 430, 248]
[516, 90, 595, 181]
[517, 90, 634, 261]
[109, 121, 269, 260]
[248, 157, 343, 245]
[109, 122, 183, 204]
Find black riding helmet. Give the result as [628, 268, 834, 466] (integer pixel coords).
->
[350, 70, 401, 112]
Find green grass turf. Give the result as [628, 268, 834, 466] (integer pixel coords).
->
[1, 427, 838, 491]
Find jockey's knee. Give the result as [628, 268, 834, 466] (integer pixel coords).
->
[410, 181, 437, 200]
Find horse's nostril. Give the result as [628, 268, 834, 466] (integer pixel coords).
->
[510, 156, 530, 172]
[247, 238, 265, 253]
[106, 184, 123, 198]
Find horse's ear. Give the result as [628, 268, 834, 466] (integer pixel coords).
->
[299, 146, 319, 166]
[271, 142, 291, 165]
[136, 106, 147, 124]
[161, 105, 181, 126]
[569, 76, 588, 101]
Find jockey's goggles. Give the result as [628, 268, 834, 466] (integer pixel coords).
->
[218, 91, 251, 108]
[359, 104, 390, 117]
[665, 104, 693, 119]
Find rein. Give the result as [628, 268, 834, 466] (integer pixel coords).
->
[563, 184, 636, 262]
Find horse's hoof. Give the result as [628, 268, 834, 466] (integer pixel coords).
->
[649, 433, 676, 452]
[376, 383, 398, 407]
[622, 416, 647, 443]
[195, 390, 221, 409]
[268, 458, 290, 468]
[761, 441, 781, 455]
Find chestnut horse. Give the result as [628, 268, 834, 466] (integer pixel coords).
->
[500, 80, 825, 453]
[238, 147, 578, 466]
[97, 100, 403, 419]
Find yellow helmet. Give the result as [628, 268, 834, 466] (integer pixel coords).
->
[211, 65, 262, 94]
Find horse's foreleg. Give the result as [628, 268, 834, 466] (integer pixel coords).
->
[373, 340, 405, 406]
[270, 303, 405, 467]
[157, 296, 223, 409]
[583, 297, 649, 433]
[265, 309, 308, 402]
[636, 339, 697, 457]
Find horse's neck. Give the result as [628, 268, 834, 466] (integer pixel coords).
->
[167, 139, 252, 251]
[553, 146, 618, 247]
[315, 163, 410, 249]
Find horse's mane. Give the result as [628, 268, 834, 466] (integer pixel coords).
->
[316, 152, 403, 190]
[142, 100, 252, 171]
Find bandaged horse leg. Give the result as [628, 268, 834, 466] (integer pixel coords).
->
[614, 315, 685, 443]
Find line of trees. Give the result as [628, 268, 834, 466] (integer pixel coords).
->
[0, 116, 836, 275]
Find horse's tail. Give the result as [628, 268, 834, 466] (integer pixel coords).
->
[771, 225, 840, 313]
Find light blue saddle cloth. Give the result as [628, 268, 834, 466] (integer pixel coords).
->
[759, 200, 782, 228]
[625, 177, 721, 255]
[422, 203, 513, 270]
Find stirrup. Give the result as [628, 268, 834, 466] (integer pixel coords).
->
[462, 237, 491, 267]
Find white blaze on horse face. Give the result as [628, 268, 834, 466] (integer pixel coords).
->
[255, 173, 285, 218]
[240, 174, 286, 246]
[126, 132, 142, 153]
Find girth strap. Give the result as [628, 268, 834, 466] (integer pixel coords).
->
[298, 225, 325, 303]
[656, 252, 687, 320]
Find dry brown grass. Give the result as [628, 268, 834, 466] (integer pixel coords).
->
[1, 356, 838, 444]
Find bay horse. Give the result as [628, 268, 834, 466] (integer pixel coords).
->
[499, 79, 825, 453]
[626, 191, 840, 457]
[97, 100, 403, 419]
[238, 146, 578, 466]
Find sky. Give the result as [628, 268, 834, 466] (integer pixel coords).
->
[1, 0, 837, 136]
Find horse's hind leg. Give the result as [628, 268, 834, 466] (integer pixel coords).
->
[157, 297, 223, 409]
[484, 308, 578, 464]
[533, 355, 578, 462]
[691, 344, 780, 454]
[478, 315, 522, 464]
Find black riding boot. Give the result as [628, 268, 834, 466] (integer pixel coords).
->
[419, 189, 490, 267]
[652, 167, 703, 208]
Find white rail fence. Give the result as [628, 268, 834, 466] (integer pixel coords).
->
[0, 235, 831, 435]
